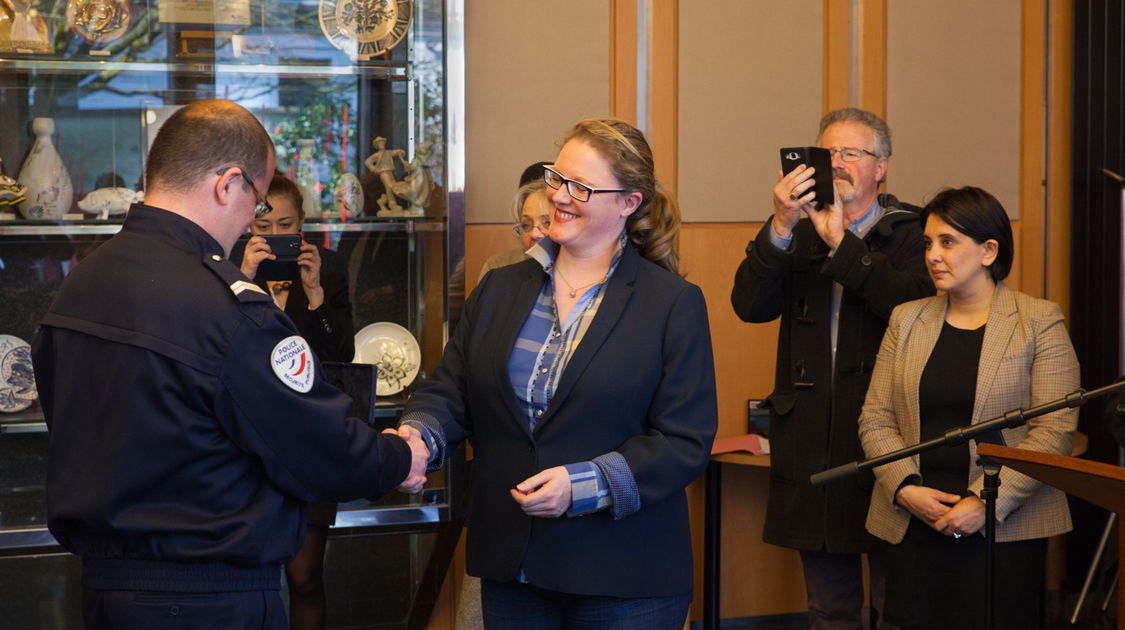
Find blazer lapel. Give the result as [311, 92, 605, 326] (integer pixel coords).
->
[534, 246, 638, 434]
[493, 263, 549, 438]
[902, 296, 947, 443]
[973, 282, 1018, 425]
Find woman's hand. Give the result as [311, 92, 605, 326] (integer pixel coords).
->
[510, 466, 572, 518]
[933, 495, 986, 537]
[297, 240, 324, 309]
[895, 484, 961, 525]
[240, 235, 273, 280]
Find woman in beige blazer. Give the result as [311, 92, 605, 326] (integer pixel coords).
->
[857, 186, 1079, 630]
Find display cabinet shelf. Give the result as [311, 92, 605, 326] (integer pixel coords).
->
[0, 216, 447, 236]
[0, 56, 411, 79]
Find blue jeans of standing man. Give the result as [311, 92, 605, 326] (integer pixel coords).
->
[480, 579, 691, 630]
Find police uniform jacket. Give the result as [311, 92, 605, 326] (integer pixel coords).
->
[34, 204, 410, 586]
[404, 242, 717, 598]
[730, 194, 934, 554]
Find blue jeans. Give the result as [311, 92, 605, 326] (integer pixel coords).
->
[480, 579, 691, 630]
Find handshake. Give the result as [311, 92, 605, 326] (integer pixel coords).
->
[382, 424, 429, 494]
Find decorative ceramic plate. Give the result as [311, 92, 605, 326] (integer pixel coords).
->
[353, 322, 420, 395]
[0, 334, 36, 413]
[67, 0, 131, 45]
[333, 173, 365, 217]
[318, 0, 413, 60]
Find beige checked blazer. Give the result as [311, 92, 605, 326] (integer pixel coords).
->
[858, 282, 1080, 543]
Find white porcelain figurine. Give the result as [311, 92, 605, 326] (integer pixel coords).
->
[18, 117, 73, 220]
[295, 139, 322, 218]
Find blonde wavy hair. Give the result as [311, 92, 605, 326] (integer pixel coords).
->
[562, 118, 682, 275]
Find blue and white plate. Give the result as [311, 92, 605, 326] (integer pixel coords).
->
[0, 334, 36, 413]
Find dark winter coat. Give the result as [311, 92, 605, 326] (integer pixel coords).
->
[731, 194, 934, 553]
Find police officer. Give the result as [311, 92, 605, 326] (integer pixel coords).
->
[33, 99, 428, 629]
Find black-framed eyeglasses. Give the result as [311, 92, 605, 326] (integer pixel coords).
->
[216, 166, 273, 218]
[513, 216, 551, 236]
[543, 166, 626, 202]
[827, 147, 881, 162]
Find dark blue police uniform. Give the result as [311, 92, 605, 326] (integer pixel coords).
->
[33, 204, 411, 629]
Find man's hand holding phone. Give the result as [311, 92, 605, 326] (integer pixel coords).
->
[774, 147, 841, 246]
[772, 165, 818, 239]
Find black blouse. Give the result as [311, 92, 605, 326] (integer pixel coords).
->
[917, 321, 986, 495]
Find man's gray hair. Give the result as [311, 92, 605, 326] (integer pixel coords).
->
[816, 108, 892, 158]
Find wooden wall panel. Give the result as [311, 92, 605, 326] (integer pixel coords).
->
[886, 1, 1022, 215]
[465, 1, 611, 224]
[677, 0, 823, 223]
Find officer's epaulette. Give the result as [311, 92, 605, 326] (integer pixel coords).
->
[201, 253, 273, 304]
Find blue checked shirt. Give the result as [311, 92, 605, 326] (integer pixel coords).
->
[511, 234, 638, 517]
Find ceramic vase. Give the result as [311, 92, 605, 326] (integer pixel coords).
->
[295, 139, 321, 217]
[17, 118, 73, 220]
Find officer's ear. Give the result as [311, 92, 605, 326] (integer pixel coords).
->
[214, 167, 243, 208]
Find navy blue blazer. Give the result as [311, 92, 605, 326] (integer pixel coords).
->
[406, 242, 717, 597]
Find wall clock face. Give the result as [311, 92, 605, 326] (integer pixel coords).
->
[319, 0, 413, 60]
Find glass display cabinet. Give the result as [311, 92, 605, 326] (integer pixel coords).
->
[0, 1, 465, 627]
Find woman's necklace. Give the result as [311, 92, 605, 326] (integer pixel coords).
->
[268, 280, 292, 309]
[554, 265, 606, 298]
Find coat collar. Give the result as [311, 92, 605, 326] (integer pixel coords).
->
[493, 260, 551, 438]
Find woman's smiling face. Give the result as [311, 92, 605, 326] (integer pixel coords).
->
[546, 139, 639, 257]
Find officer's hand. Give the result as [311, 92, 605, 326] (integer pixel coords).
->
[384, 426, 428, 493]
[297, 241, 325, 308]
[510, 466, 571, 518]
[240, 235, 273, 280]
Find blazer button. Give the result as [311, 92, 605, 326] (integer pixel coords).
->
[861, 255, 872, 266]
[527, 445, 535, 453]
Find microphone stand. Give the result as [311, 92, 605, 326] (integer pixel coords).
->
[810, 380, 1125, 630]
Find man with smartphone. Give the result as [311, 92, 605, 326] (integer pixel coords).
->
[731, 108, 933, 629]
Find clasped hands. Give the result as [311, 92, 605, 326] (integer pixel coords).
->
[896, 484, 986, 538]
[383, 425, 428, 493]
[771, 165, 846, 250]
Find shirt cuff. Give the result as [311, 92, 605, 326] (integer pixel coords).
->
[768, 219, 793, 250]
[399, 412, 446, 472]
[563, 462, 610, 516]
[592, 452, 640, 519]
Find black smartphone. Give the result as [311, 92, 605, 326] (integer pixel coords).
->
[780, 146, 834, 206]
[256, 234, 302, 281]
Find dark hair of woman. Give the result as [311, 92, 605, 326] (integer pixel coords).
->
[920, 185, 1014, 282]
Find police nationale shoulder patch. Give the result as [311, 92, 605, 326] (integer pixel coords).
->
[271, 336, 315, 393]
